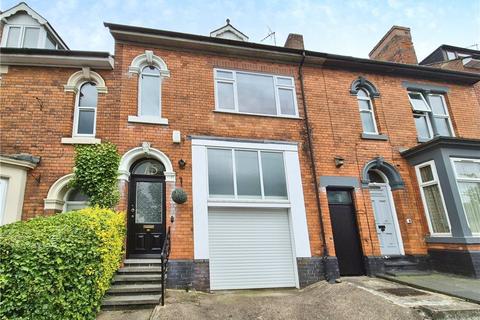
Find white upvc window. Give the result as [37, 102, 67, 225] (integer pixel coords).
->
[63, 188, 90, 212]
[207, 148, 288, 201]
[407, 91, 454, 141]
[415, 160, 451, 236]
[4, 25, 42, 48]
[451, 158, 480, 235]
[214, 69, 299, 117]
[73, 82, 98, 137]
[356, 89, 378, 134]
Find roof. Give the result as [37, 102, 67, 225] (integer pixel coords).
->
[420, 45, 480, 65]
[105, 22, 480, 84]
[0, 47, 114, 69]
[401, 136, 480, 158]
[0, 2, 69, 49]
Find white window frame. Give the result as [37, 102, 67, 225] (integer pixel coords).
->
[63, 188, 89, 213]
[357, 89, 378, 134]
[206, 147, 290, 203]
[408, 91, 454, 140]
[451, 157, 480, 236]
[3, 24, 43, 48]
[415, 160, 452, 236]
[214, 68, 299, 118]
[73, 81, 98, 138]
[138, 66, 162, 118]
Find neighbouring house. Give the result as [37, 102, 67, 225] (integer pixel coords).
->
[1, 2, 479, 299]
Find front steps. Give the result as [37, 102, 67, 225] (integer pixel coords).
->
[383, 256, 431, 276]
[101, 259, 164, 310]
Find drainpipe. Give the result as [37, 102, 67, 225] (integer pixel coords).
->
[298, 51, 332, 280]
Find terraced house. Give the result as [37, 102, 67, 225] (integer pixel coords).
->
[1, 2, 480, 306]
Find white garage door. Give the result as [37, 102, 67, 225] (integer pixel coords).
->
[208, 208, 297, 290]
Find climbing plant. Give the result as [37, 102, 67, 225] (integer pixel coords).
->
[71, 142, 121, 209]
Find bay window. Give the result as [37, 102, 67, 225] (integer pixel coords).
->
[452, 158, 480, 234]
[214, 69, 298, 117]
[415, 161, 451, 235]
[207, 148, 288, 200]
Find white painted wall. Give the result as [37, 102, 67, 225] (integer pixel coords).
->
[192, 138, 311, 260]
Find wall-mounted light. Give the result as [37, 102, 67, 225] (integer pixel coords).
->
[334, 156, 344, 168]
[178, 159, 186, 169]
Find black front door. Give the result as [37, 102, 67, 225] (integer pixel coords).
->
[327, 189, 365, 276]
[127, 175, 166, 258]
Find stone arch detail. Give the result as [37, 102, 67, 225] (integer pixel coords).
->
[350, 76, 380, 98]
[64, 67, 107, 93]
[118, 143, 175, 182]
[361, 157, 404, 190]
[128, 50, 170, 77]
[44, 173, 74, 211]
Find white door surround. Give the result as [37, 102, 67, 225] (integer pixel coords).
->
[368, 170, 404, 256]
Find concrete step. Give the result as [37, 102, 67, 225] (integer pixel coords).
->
[113, 274, 162, 284]
[124, 259, 162, 267]
[385, 270, 432, 277]
[384, 260, 417, 267]
[118, 266, 163, 274]
[101, 294, 161, 309]
[108, 283, 163, 295]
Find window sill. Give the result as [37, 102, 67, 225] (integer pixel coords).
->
[417, 137, 432, 143]
[61, 137, 101, 145]
[361, 133, 388, 141]
[213, 110, 302, 120]
[425, 235, 480, 244]
[128, 115, 169, 125]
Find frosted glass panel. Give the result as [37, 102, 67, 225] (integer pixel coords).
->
[217, 82, 235, 110]
[458, 182, 480, 234]
[140, 67, 161, 116]
[235, 150, 261, 198]
[208, 149, 234, 197]
[454, 161, 480, 179]
[279, 88, 296, 115]
[237, 73, 276, 115]
[135, 181, 162, 224]
[261, 152, 287, 199]
[429, 95, 447, 115]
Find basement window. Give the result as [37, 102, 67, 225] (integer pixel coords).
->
[214, 69, 298, 117]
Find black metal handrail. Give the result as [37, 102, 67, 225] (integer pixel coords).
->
[160, 226, 171, 306]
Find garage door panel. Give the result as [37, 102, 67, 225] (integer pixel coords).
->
[208, 208, 297, 290]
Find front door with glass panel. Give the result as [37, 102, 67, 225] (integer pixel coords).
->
[127, 159, 166, 258]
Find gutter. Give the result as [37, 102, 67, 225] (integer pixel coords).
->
[298, 51, 330, 267]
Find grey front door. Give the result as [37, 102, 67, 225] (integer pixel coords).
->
[370, 184, 403, 256]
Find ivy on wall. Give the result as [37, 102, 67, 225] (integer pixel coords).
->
[71, 142, 121, 209]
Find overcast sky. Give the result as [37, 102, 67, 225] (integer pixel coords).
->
[3, 0, 479, 61]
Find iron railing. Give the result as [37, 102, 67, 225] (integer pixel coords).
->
[160, 226, 171, 306]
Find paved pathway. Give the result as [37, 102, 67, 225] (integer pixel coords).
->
[380, 273, 480, 304]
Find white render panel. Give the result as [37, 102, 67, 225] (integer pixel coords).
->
[208, 208, 297, 290]
[192, 144, 209, 259]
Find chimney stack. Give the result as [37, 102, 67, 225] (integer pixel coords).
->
[284, 33, 304, 50]
[369, 26, 418, 64]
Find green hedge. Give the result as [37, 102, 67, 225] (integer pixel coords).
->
[0, 208, 126, 320]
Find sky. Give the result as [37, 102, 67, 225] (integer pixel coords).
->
[2, 0, 479, 61]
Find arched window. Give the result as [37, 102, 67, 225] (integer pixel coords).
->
[140, 66, 161, 117]
[74, 82, 98, 136]
[132, 159, 165, 176]
[357, 89, 378, 134]
[64, 187, 89, 212]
